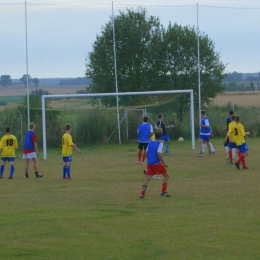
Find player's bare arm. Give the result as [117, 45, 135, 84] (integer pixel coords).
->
[157, 153, 168, 167]
[34, 142, 39, 156]
[72, 143, 81, 154]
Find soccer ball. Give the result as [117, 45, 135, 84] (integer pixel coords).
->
[178, 137, 184, 142]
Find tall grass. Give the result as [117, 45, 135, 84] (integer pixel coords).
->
[0, 99, 259, 150]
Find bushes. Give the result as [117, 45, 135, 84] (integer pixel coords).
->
[1, 103, 259, 150]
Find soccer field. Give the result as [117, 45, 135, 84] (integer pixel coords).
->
[0, 139, 259, 260]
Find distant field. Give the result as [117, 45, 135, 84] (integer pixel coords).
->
[1, 86, 260, 111]
[0, 84, 88, 110]
[0, 84, 86, 96]
[211, 91, 260, 107]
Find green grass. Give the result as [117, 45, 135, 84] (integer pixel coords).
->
[0, 139, 260, 259]
[0, 95, 24, 104]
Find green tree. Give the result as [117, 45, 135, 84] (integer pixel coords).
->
[20, 74, 32, 85]
[0, 75, 12, 87]
[32, 78, 40, 87]
[160, 23, 226, 121]
[86, 8, 226, 121]
[86, 7, 162, 106]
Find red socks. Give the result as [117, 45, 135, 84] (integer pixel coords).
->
[138, 150, 142, 161]
[236, 153, 245, 165]
[228, 150, 232, 162]
[141, 152, 146, 162]
[161, 183, 168, 193]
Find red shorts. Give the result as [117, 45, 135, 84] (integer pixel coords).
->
[146, 162, 167, 175]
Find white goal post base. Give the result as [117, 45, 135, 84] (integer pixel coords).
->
[42, 90, 195, 160]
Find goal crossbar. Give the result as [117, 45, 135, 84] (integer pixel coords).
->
[42, 90, 195, 160]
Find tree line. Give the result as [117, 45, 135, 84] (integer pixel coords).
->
[0, 74, 39, 88]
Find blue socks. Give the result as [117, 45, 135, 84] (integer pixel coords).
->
[0, 165, 4, 177]
[63, 166, 66, 178]
[165, 143, 170, 152]
[10, 165, 14, 178]
[0, 165, 14, 178]
[64, 166, 71, 178]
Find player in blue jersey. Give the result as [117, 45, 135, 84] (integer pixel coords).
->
[23, 123, 43, 178]
[201, 125, 215, 155]
[156, 114, 174, 153]
[197, 110, 212, 157]
[140, 131, 170, 198]
[137, 116, 153, 164]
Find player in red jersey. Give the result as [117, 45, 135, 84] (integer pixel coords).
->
[23, 123, 43, 178]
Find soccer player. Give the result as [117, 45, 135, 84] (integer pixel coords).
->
[201, 126, 215, 154]
[223, 114, 237, 164]
[222, 110, 236, 160]
[23, 122, 43, 178]
[62, 124, 81, 180]
[227, 116, 250, 170]
[155, 114, 174, 153]
[137, 116, 153, 164]
[140, 131, 170, 198]
[143, 127, 163, 179]
[0, 127, 18, 179]
[197, 110, 211, 157]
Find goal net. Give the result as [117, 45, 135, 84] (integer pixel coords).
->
[42, 90, 195, 160]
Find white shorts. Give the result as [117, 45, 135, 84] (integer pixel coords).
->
[23, 152, 37, 159]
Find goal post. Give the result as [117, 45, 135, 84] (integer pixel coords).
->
[42, 90, 195, 160]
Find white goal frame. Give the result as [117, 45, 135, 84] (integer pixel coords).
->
[42, 90, 195, 160]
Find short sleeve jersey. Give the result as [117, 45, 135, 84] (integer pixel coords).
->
[156, 120, 167, 135]
[0, 134, 18, 157]
[227, 123, 246, 146]
[226, 121, 236, 142]
[226, 117, 232, 131]
[137, 123, 153, 143]
[62, 133, 73, 156]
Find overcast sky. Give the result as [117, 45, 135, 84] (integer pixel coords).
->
[1, 0, 260, 78]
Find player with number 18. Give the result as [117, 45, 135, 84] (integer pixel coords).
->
[0, 127, 18, 179]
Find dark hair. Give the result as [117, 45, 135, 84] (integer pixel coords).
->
[229, 110, 234, 116]
[143, 116, 148, 122]
[158, 114, 162, 119]
[65, 124, 71, 131]
[201, 110, 206, 115]
[155, 131, 162, 139]
[235, 115, 240, 122]
[6, 127, 11, 133]
[231, 115, 236, 120]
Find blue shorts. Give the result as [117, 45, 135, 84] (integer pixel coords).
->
[199, 134, 210, 142]
[63, 156, 72, 162]
[228, 142, 237, 149]
[161, 134, 170, 141]
[237, 143, 249, 153]
[2, 157, 15, 162]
